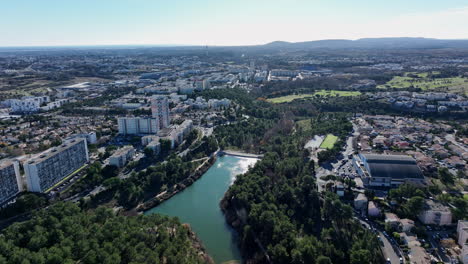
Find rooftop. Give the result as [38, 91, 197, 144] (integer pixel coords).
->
[26, 138, 86, 165]
[0, 159, 16, 170]
[361, 153, 424, 179]
[112, 146, 134, 156]
[424, 199, 450, 212]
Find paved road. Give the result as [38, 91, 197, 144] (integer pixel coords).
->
[427, 230, 451, 263]
[378, 230, 401, 264]
[356, 216, 401, 264]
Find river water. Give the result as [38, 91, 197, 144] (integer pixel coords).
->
[145, 155, 259, 264]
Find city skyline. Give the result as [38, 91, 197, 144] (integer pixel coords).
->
[2, 0, 468, 47]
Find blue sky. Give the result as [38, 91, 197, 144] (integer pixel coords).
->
[1, 0, 468, 46]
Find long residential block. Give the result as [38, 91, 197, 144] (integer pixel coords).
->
[0, 159, 22, 205]
[24, 138, 89, 193]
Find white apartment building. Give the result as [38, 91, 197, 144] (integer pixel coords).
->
[11, 98, 41, 113]
[208, 98, 231, 109]
[147, 141, 161, 155]
[157, 120, 193, 149]
[141, 135, 160, 146]
[109, 146, 135, 167]
[462, 244, 468, 264]
[458, 221, 468, 246]
[24, 138, 89, 193]
[118, 117, 159, 135]
[0, 159, 23, 205]
[11, 96, 50, 113]
[68, 132, 97, 145]
[151, 95, 170, 129]
[418, 199, 452, 226]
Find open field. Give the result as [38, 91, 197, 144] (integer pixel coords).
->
[0, 76, 113, 99]
[377, 72, 468, 95]
[319, 134, 338, 149]
[266, 94, 314, 103]
[266, 90, 361, 103]
[314, 90, 361, 97]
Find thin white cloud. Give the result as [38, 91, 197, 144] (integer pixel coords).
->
[363, 6, 468, 39]
[156, 6, 468, 45]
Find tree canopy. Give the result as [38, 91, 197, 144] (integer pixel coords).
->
[0, 202, 207, 264]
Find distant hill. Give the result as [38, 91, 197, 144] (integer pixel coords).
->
[258, 37, 468, 50]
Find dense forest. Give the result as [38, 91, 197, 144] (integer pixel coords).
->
[0, 202, 209, 264]
[205, 88, 384, 263]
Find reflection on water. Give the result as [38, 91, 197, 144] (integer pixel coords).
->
[145, 155, 258, 264]
[229, 157, 258, 185]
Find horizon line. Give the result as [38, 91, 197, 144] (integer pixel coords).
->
[1, 36, 468, 49]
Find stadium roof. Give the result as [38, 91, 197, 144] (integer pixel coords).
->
[361, 154, 423, 180]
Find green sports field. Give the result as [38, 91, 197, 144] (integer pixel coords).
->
[319, 134, 338, 149]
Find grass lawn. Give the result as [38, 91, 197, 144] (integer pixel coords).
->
[319, 134, 338, 149]
[266, 90, 361, 103]
[377, 72, 468, 95]
[266, 94, 315, 103]
[314, 90, 361, 97]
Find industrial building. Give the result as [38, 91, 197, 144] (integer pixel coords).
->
[24, 138, 89, 193]
[0, 159, 23, 205]
[353, 153, 425, 188]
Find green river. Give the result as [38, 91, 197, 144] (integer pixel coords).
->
[145, 155, 259, 264]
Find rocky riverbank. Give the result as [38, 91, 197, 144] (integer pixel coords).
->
[137, 156, 216, 212]
[184, 223, 215, 264]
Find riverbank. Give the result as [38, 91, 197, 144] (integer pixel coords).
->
[145, 155, 259, 263]
[220, 196, 271, 264]
[137, 156, 217, 212]
[185, 223, 215, 264]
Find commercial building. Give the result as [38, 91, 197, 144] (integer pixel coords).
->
[0, 159, 22, 205]
[109, 146, 135, 167]
[118, 117, 159, 135]
[151, 95, 170, 129]
[418, 199, 452, 226]
[24, 138, 89, 193]
[353, 153, 425, 188]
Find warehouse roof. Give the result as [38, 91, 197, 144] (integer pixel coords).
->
[361, 154, 423, 179]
